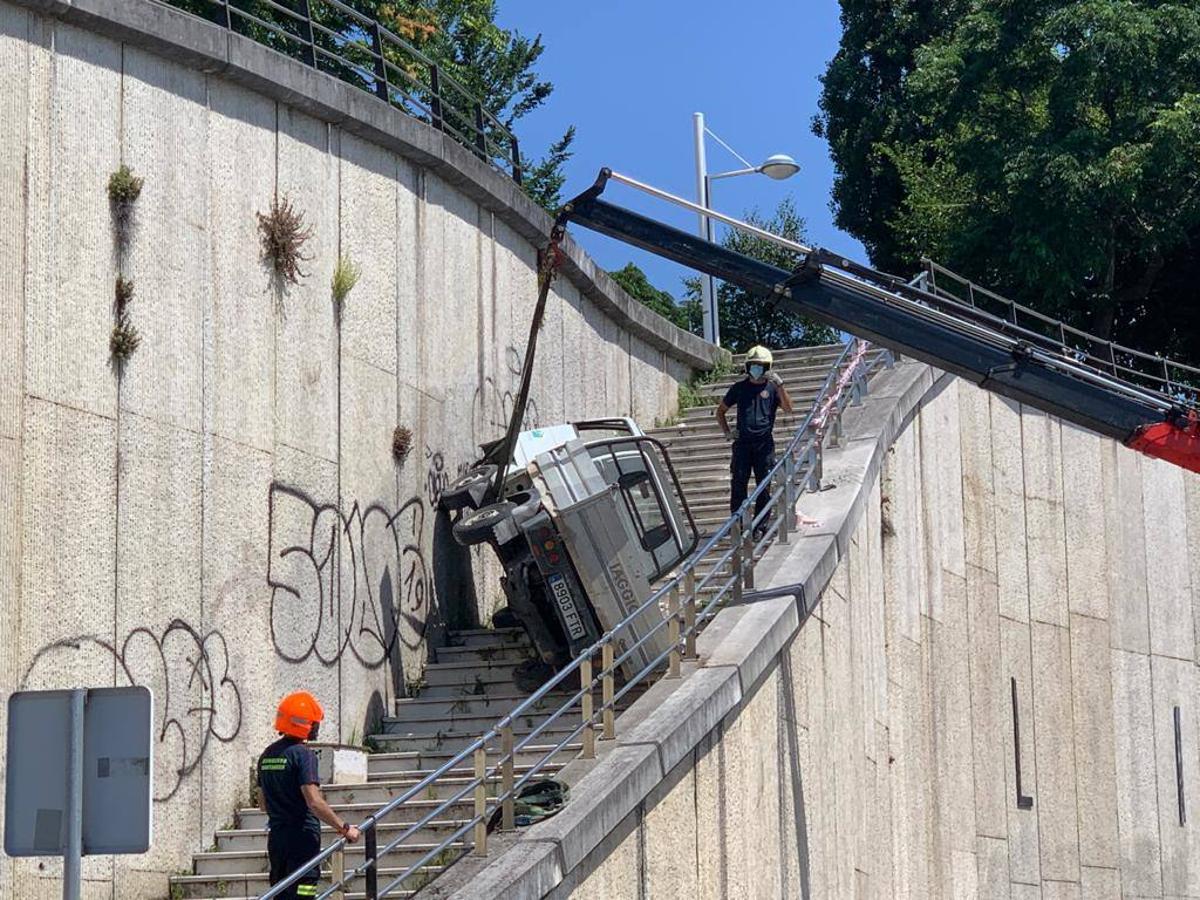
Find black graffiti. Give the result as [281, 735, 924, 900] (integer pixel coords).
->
[22, 621, 242, 803]
[267, 483, 432, 668]
[472, 345, 541, 435]
[425, 445, 472, 507]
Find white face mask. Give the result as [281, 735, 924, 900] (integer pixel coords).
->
[748, 364, 765, 379]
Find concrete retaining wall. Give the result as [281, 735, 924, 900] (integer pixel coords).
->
[0, 1, 715, 895]
[440, 365, 1200, 899]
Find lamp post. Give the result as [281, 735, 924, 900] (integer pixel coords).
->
[693, 112, 800, 346]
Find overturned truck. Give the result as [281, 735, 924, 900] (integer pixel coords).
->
[440, 419, 697, 680]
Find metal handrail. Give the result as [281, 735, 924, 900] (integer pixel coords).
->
[157, 0, 524, 184]
[259, 338, 890, 899]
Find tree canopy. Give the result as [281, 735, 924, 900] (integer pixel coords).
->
[170, 0, 573, 210]
[609, 263, 697, 332]
[816, 0, 1200, 363]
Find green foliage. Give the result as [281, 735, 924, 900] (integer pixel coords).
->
[684, 199, 839, 353]
[257, 196, 314, 286]
[331, 253, 361, 317]
[110, 318, 141, 364]
[350, 1, 575, 211]
[677, 356, 734, 414]
[817, 0, 1200, 362]
[609, 262, 697, 331]
[107, 164, 143, 206]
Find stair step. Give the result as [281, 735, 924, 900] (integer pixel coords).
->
[393, 690, 574, 719]
[214, 818, 469, 853]
[322, 763, 566, 805]
[443, 627, 530, 649]
[192, 841, 465, 876]
[367, 742, 582, 778]
[371, 719, 588, 752]
[236, 798, 474, 831]
[170, 865, 431, 897]
[434, 644, 534, 665]
[420, 658, 530, 688]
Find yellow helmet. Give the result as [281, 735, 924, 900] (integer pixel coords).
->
[745, 345, 773, 370]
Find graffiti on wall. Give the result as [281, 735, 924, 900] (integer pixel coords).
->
[267, 483, 433, 668]
[22, 621, 243, 802]
[425, 445, 472, 507]
[472, 345, 541, 435]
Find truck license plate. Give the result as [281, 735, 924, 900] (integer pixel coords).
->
[547, 573, 586, 640]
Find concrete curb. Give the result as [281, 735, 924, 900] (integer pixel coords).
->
[437, 360, 951, 898]
[12, 0, 722, 372]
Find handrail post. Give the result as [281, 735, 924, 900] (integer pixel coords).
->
[330, 845, 346, 900]
[683, 569, 697, 659]
[581, 655, 596, 759]
[500, 726, 514, 831]
[742, 507, 755, 591]
[780, 452, 795, 545]
[473, 746, 488, 856]
[429, 63, 443, 132]
[473, 102, 487, 157]
[731, 518, 744, 605]
[511, 135, 522, 184]
[364, 824, 378, 900]
[297, 0, 316, 67]
[601, 642, 615, 740]
[667, 583, 681, 678]
[371, 21, 389, 102]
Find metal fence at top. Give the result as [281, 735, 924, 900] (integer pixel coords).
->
[921, 259, 1200, 408]
[260, 338, 892, 899]
[159, 0, 523, 183]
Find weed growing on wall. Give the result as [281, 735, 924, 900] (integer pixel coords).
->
[107, 151, 144, 376]
[257, 196, 313, 287]
[393, 425, 414, 464]
[331, 253, 361, 321]
[107, 164, 143, 242]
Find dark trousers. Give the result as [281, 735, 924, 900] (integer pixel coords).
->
[268, 825, 321, 898]
[730, 437, 775, 522]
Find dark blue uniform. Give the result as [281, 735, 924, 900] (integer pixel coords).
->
[723, 378, 781, 521]
[258, 737, 321, 898]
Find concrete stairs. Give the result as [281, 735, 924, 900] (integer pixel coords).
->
[168, 628, 640, 899]
[651, 343, 860, 536]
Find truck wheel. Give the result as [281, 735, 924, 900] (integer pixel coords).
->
[440, 465, 498, 512]
[453, 501, 516, 547]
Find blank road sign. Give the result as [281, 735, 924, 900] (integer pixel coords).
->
[4, 687, 153, 857]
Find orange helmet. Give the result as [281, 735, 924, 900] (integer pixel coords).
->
[275, 691, 324, 741]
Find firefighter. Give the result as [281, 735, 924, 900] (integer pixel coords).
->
[717, 345, 793, 535]
[258, 692, 360, 898]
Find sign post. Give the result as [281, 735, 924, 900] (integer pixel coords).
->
[4, 686, 153, 900]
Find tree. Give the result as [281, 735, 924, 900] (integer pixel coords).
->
[609, 263, 698, 331]
[684, 199, 839, 353]
[816, 0, 1200, 363]
[358, 1, 576, 210]
[166, 0, 574, 211]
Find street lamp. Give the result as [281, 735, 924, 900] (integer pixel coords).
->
[693, 112, 800, 346]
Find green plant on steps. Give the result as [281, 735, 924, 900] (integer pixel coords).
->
[676, 355, 735, 415]
[331, 253, 361, 321]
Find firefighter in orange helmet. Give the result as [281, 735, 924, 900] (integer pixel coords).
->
[257, 692, 360, 898]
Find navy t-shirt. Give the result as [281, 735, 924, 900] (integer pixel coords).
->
[258, 737, 320, 834]
[723, 378, 780, 440]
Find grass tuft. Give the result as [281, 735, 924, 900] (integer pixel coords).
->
[392, 425, 413, 464]
[331, 253, 361, 318]
[257, 195, 314, 286]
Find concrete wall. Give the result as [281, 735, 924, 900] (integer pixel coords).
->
[0, 2, 710, 895]
[444, 366, 1200, 899]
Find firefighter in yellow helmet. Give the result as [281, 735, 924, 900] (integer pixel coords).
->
[716, 346, 793, 536]
[258, 692, 360, 898]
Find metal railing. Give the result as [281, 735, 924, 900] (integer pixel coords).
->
[159, 0, 523, 183]
[920, 260, 1199, 407]
[259, 338, 891, 899]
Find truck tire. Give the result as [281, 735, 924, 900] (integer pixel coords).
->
[440, 464, 498, 512]
[453, 501, 516, 547]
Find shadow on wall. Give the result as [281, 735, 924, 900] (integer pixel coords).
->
[433, 506, 479, 633]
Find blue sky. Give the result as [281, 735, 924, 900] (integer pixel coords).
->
[496, 0, 864, 301]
